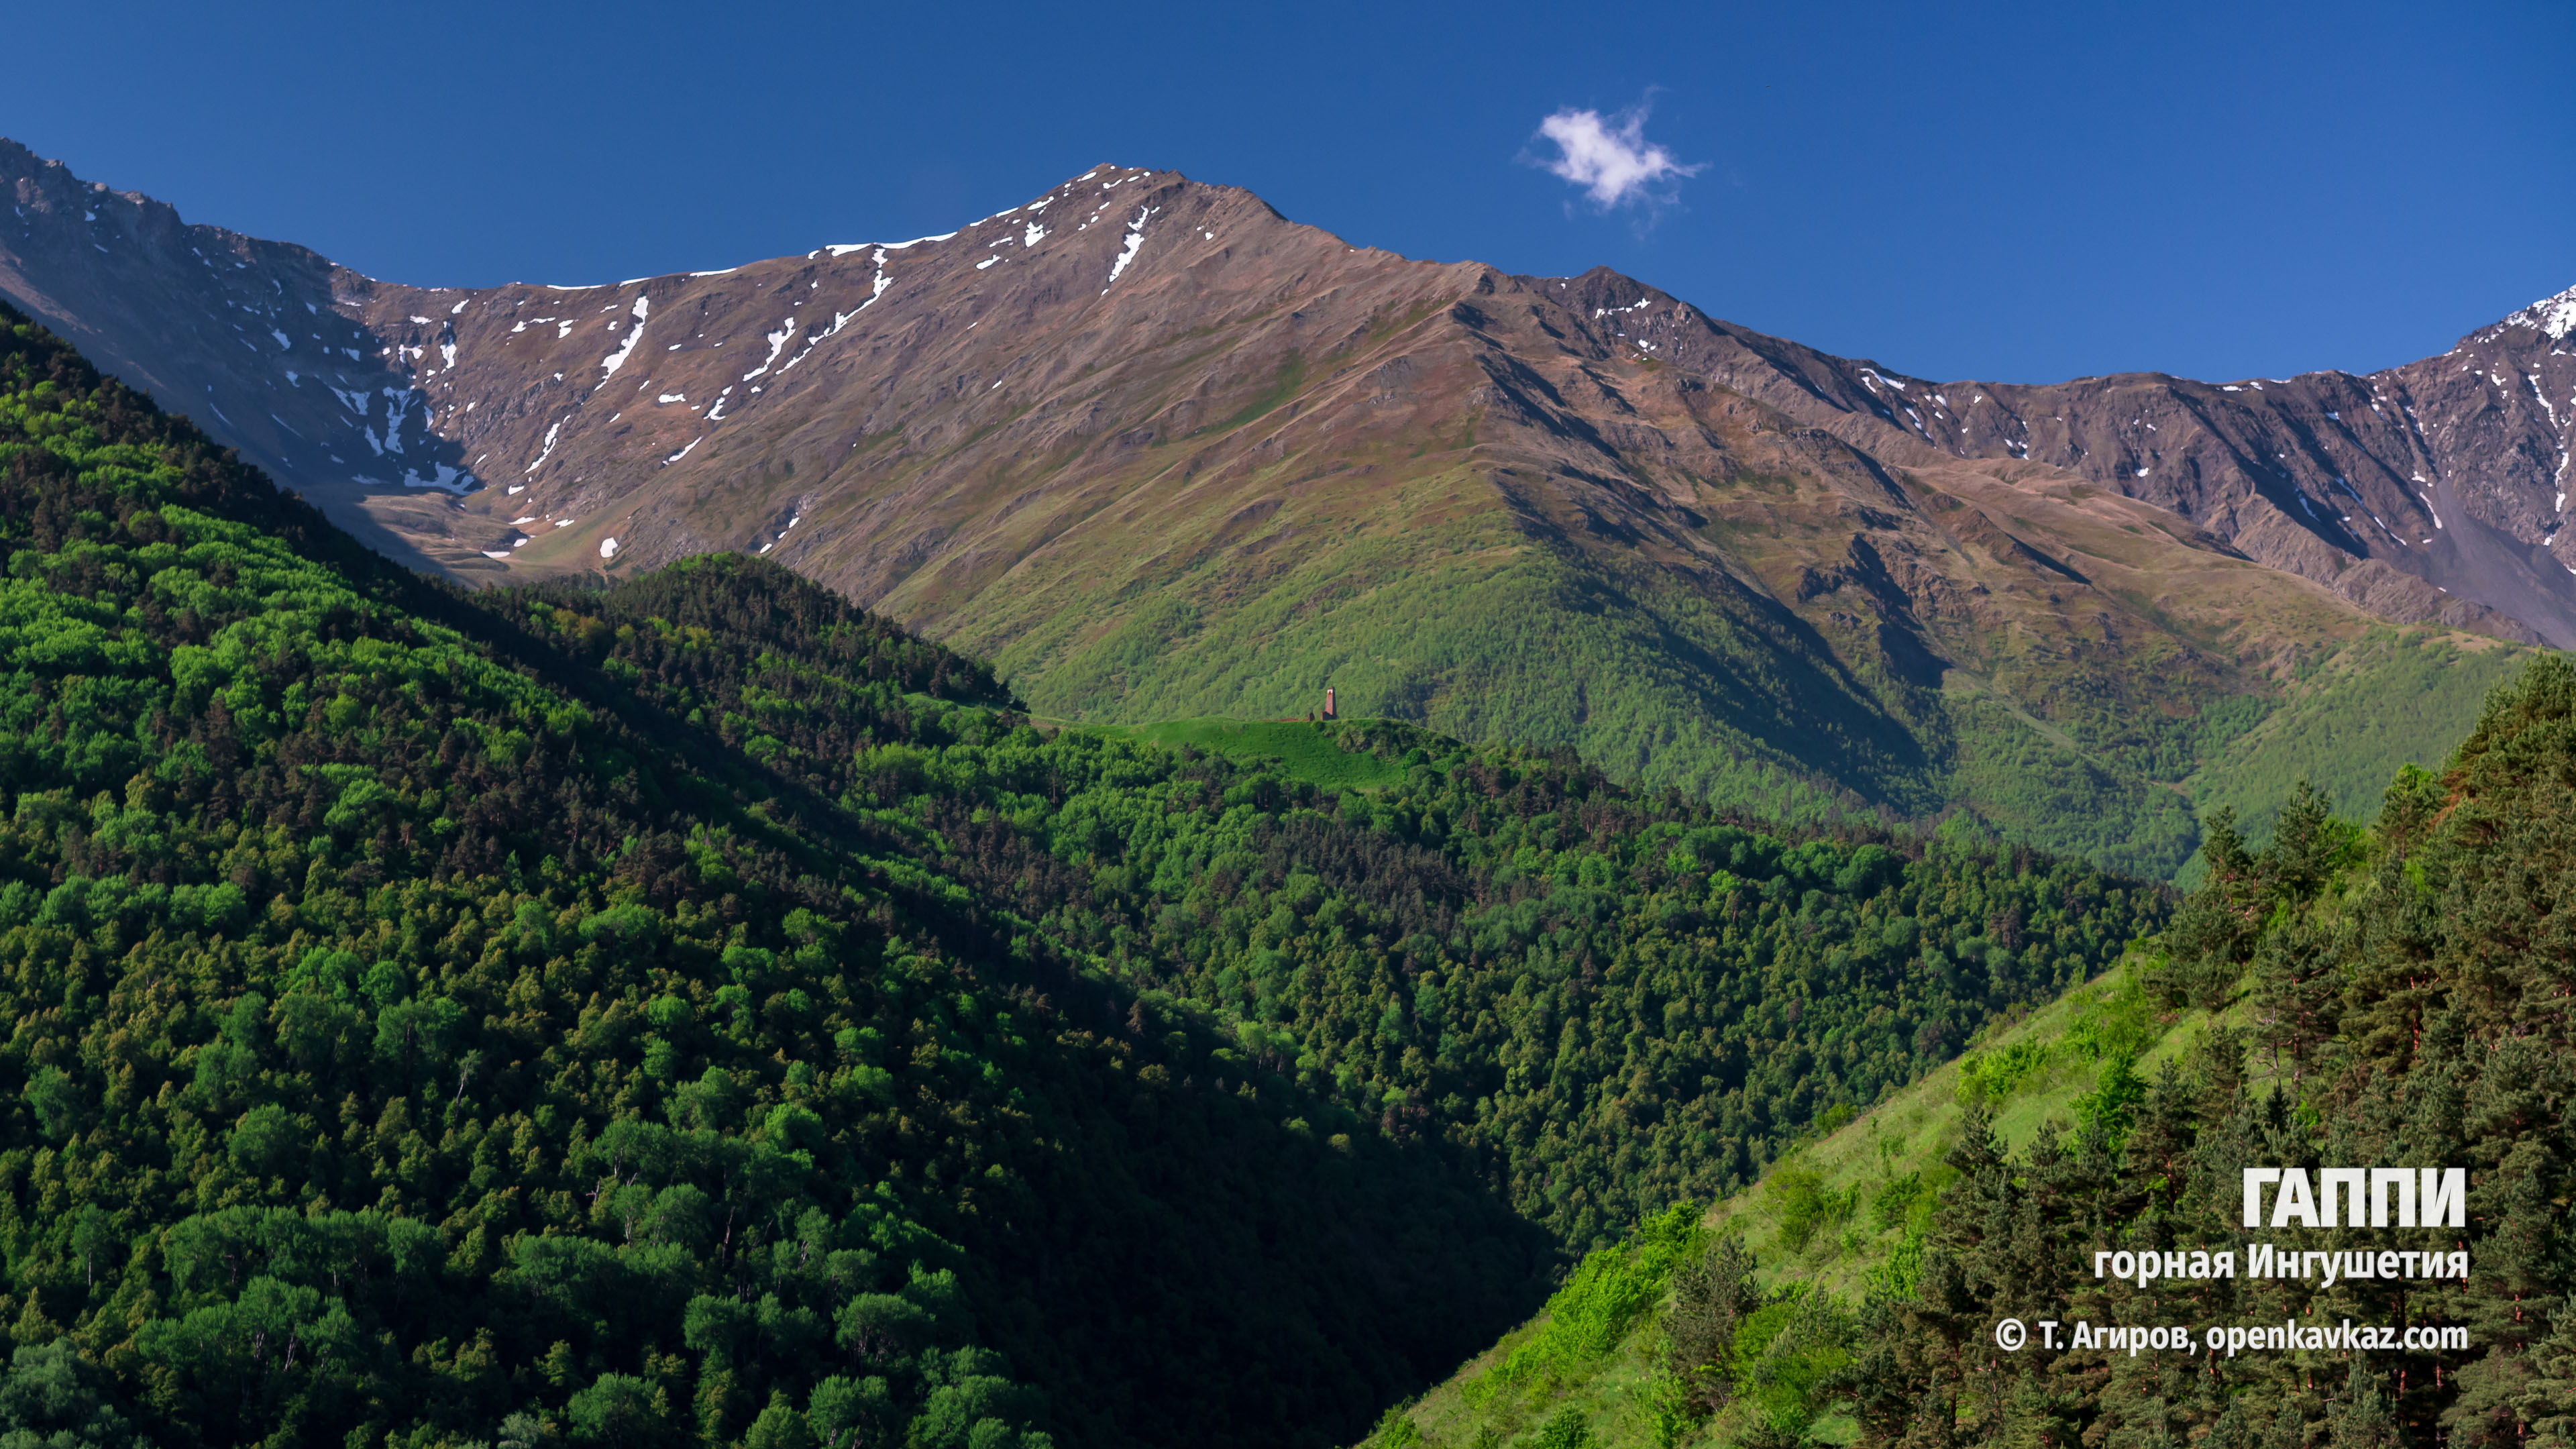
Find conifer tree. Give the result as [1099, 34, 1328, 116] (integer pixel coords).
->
[1847, 661, 2576, 1449]
[2332, 1362, 2401, 1449]
[1664, 1233, 1762, 1415]
[2159, 805, 2264, 1006]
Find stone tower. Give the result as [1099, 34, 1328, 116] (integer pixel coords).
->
[1323, 688, 1336, 720]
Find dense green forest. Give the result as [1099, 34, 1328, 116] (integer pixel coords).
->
[0, 301, 2165, 1449]
[514, 571, 2166, 1243]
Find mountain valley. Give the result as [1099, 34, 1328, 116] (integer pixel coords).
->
[0, 108, 2571, 1449]
[0, 300, 2178, 1446]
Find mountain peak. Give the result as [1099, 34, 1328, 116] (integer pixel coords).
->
[2496, 281, 2576, 342]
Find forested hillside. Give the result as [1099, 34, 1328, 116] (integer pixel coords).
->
[1851, 662, 2576, 1449]
[1379, 658, 2576, 1449]
[0, 301, 2163, 1449]
[503, 570, 2167, 1243]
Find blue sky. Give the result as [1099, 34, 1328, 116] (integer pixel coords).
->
[8, 0, 2569, 384]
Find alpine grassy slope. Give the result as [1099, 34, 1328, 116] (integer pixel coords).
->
[0, 301, 2174, 1449]
[1376, 659, 2576, 1449]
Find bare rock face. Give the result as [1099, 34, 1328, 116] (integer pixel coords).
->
[0, 141, 492, 568]
[1, 135, 2563, 861]
[1529, 266, 2576, 647]
[1937, 308, 2576, 647]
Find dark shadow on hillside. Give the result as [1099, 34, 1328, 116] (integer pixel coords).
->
[468, 564, 1562, 1449]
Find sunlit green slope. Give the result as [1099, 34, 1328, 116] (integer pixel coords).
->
[1364, 657, 2576, 1449]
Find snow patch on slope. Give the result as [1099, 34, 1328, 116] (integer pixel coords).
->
[600, 295, 650, 380]
[526, 419, 566, 474]
[782, 250, 896, 374]
[1104, 207, 1154, 293]
[401, 462, 473, 494]
[743, 317, 798, 380]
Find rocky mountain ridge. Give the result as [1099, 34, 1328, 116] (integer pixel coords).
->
[1, 136, 2553, 871]
[7, 138, 2567, 643]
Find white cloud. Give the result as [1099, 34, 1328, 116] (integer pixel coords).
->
[1535, 104, 1701, 210]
